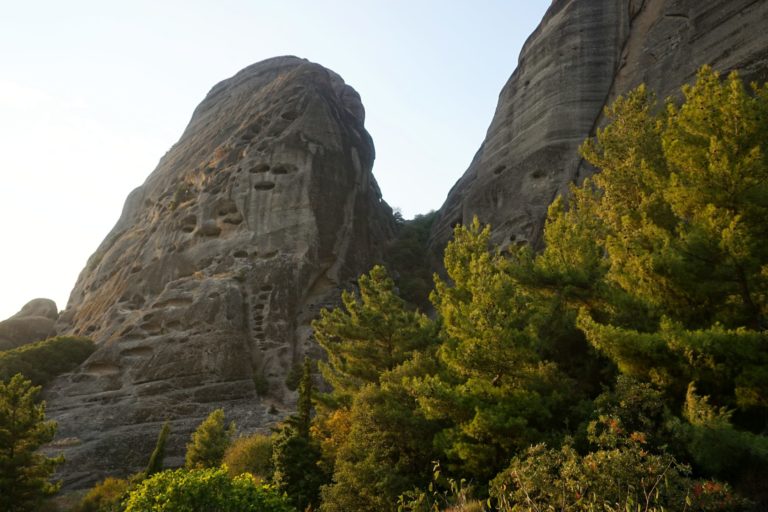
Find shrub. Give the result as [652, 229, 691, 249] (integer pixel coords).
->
[123, 467, 295, 512]
[0, 336, 94, 386]
[222, 433, 273, 480]
[72, 477, 130, 512]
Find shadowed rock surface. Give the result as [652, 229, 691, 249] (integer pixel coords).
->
[45, 56, 394, 489]
[0, 298, 58, 350]
[430, 0, 768, 254]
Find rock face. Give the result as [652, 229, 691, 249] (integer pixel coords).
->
[0, 298, 58, 350]
[430, 0, 768, 253]
[45, 56, 394, 488]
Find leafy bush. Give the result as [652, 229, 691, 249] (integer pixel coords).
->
[123, 467, 295, 512]
[222, 433, 273, 480]
[0, 336, 94, 386]
[491, 417, 750, 512]
[72, 477, 130, 512]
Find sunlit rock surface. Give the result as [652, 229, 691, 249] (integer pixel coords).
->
[45, 56, 394, 488]
[431, 0, 768, 253]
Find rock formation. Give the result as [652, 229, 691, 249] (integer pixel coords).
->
[45, 56, 394, 488]
[430, 0, 768, 253]
[0, 298, 58, 350]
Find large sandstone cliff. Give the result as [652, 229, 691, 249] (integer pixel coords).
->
[45, 56, 394, 488]
[431, 0, 768, 253]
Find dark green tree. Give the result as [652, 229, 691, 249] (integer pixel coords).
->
[545, 66, 768, 503]
[409, 220, 578, 481]
[145, 420, 170, 477]
[319, 355, 442, 512]
[272, 358, 327, 511]
[313, 265, 436, 410]
[0, 374, 62, 512]
[185, 409, 234, 469]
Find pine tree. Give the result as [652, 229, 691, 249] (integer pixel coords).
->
[0, 374, 62, 512]
[408, 219, 577, 481]
[272, 358, 326, 511]
[312, 265, 436, 409]
[185, 409, 234, 469]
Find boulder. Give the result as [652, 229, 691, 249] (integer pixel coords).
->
[0, 298, 58, 350]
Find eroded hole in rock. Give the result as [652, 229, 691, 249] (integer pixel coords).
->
[271, 164, 297, 175]
[253, 182, 275, 191]
[494, 165, 507, 175]
[281, 110, 299, 121]
[250, 163, 270, 173]
[120, 346, 154, 357]
[223, 214, 243, 225]
[180, 214, 197, 233]
[531, 169, 546, 179]
[233, 250, 248, 258]
[153, 297, 193, 308]
[258, 293, 270, 300]
[253, 304, 265, 310]
[260, 285, 274, 292]
[260, 250, 278, 258]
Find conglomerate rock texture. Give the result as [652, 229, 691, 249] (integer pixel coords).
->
[0, 298, 58, 350]
[430, 0, 768, 254]
[45, 56, 394, 488]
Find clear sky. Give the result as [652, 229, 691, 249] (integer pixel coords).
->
[0, 0, 551, 320]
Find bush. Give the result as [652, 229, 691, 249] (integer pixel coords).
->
[72, 477, 130, 512]
[0, 336, 94, 386]
[123, 467, 295, 512]
[222, 433, 273, 480]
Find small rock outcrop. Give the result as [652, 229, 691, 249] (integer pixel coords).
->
[431, 0, 768, 253]
[45, 56, 394, 488]
[0, 298, 58, 350]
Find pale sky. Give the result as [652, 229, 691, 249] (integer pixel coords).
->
[0, 1, 551, 320]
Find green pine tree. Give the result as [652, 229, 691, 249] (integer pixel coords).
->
[185, 409, 234, 469]
[0, 374, 63, 512]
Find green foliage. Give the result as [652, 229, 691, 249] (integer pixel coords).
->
[72, 477, 130, 512]
[544, 65, 768, 505]
[398, 461, 485, 512]
[272, 358, 327, 511]
[271, 428, 326, 511]
[409, 219, 578, 481]
[145, 421, 171, 477]
[313, 265, 437, 409]
[185, 409, 235, 470]
[0, 374, 62, 512]
[320, 360, 442, 512]
[253, 372, 270, 396]
[123, 467, 295, 512]
[0, 336, 95, 387]
[296, 357, 313, 439]
[384, 211, 438, 310]
[222, 433, 273, 480]
[491, 417, 748, 512]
